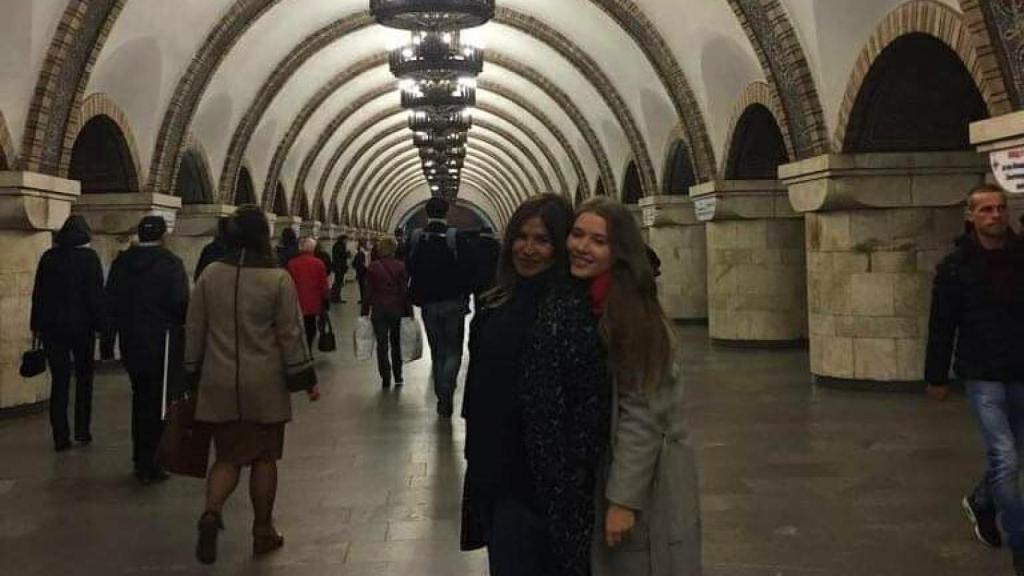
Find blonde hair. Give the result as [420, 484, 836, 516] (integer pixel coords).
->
[299, 237, 317, 253]
[377, 237, 398, 258]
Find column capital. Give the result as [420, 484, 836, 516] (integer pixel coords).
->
[637, 195, 700, 228]
[72, 192, 181, 235]
[174, 204, 235, 237]
[299, 220, 322, 239]
[0, 171, 80, 231]
[688, 179, 795, 222]
[779, 152, 988, 213]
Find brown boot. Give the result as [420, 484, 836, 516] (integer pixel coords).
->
[253, 524, 284, 556]
[195, 511, 223, 565]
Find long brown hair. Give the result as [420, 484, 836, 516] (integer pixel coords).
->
[575, 196, 673, 391]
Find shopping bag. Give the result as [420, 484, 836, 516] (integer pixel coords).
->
[353, 316, 375, 361]
[317, 312, 337, 352]
[157, 395, 212, 478]
[400, 317, 423, 363]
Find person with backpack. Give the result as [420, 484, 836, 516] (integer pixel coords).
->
[406, 197, 475, 417]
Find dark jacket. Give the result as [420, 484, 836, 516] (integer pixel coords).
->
[315, 247, 333, 276]
[106, 244, 190, 378]
[461, 271, 557, 551]
[353, 249, 368, 278]
[332, 239, 350, 274]
[362, 258, 410, 317]
[925, 232, 1024, 385]
[194, 238, 230, 282]
[470, 234, 501, 295]
[519, 280, 610, 575]
[31, 216, 107, 339]
[406, 221, 473, 306]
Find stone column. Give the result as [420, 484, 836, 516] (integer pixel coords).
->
[0, 172, 80, 410]
[638, 196, 707, 322]
[165, 204, 235, 280]
[690, 180, 806, 346]
[971, 110, 1024, 221]
[72, 193, 182, 270]
[299, 220, 322, 241]
[779, 152, 987, 390]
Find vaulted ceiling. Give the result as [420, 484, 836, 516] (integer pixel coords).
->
[0, 0, 1000, 231]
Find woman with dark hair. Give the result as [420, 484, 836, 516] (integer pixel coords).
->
[361, 237, 410, 389]
[184, 205, 319, 565]
[568, 196, 701, 576]
[461, 194, 609, 576]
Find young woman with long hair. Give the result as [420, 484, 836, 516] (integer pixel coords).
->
[568, 196, 702, 576]
[461, 194, 609, 576]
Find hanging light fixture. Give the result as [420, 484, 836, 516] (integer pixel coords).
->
[408, 110, 472, 133]
[390, 30, 483, 81]
[371, 0, 495, 31]
[400, 78, 475, 110]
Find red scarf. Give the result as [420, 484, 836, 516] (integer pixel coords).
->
[588, 271, 612, 317]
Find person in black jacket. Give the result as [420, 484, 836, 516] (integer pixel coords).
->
[193, 216, 233, 282]
[470, 226, 501, 298]
[330, 235, 349, 303]
[31, 215, 107, 452]
[277, 227, 299, 268]
[926, 184, 1024, 574]
[107, 216, 190, 484]
[353, 240, 369, 304]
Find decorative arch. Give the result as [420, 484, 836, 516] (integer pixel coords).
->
[18, 0, 126, 175]
[296, 192, 311, 220]
[272, 181, 289, 216]
[722, 82, 791, 180]
[621, 161, 642, 204]
[725, 0, 828, 158]
[958, 0, 1018, 114]
[594, 177, 606, 197]
[234, 164, 257, 206]
[835, 1, 998, 151]
[663, 139, 697, 196]
[0, 109, 14, 170]
[67, 116, 140, 194]
[175, 133, 215, 204]
[66, 93, 143, 188]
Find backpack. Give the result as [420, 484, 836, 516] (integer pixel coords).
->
[408, 227, 458, 261]
[406, 227, 463, 306]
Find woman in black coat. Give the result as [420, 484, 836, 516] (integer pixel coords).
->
[31, 215, 107, 451]
[461, 194, 609, 576]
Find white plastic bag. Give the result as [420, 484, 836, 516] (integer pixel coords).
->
[353, 316, 375, 361]
[400, 316, 423, 363]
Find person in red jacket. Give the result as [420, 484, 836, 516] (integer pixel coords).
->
[287, 238, 330, 351]
[361, 237, 411, 389]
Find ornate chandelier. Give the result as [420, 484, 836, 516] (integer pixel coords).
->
[400, 78, 476, 110]
[370, 0, 495, 31]
[408, 110, 472, 133]
[390, 30, 483, 81]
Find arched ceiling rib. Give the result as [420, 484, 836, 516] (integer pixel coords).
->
[370, 163, 512, 229]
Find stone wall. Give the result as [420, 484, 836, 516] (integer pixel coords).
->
[0, 231, 52, 408]
[648, 223, 707, 321]
[805, 207, 963, 383]
[707, 218, 806, 342]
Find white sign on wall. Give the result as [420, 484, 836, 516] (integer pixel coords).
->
[694, 196, 717, 222]
[990, 146, 1024, 194]
[642, 206, 657, 227]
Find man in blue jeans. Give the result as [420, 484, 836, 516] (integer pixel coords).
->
[406, 198, 474, 417]
[926, 184, 1024, 575]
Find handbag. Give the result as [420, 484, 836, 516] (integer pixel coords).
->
[400, 316, 423, 363]
[19, 336, 46, 378]
[157, 395, 211, 478]
[317, 312, 336, 352]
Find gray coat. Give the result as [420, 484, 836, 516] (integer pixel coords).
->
[592, 363, 702, 576]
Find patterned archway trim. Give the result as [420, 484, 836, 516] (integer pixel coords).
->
[471, 132, 543, 194]
[471, 121, 549, 194]
[219, 12, 376, 202]
[659, 124, 696, 195]
[494, 7, 656, 197]
[719, 81, 794, 178]
[66, 93, 143, 191]
[19, 0, 126, 175]
[725, 0, 829, 158]
[382, 172, 512, 230]
[0, 109, 16, 169]
[369, 162, 512, 229]
[180, 132, 216, 201]
[958, 0, 1019, 114]
[835, 0, 1000, 151]
[586, 0, 717, 181]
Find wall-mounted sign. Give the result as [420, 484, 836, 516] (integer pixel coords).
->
[642, 206, 657, 227]
[990, 146, 1024, 194]
[694, 196, 717, 222]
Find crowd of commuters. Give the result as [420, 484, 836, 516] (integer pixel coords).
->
[31, 181, 1024, 574]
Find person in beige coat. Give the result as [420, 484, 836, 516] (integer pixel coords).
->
[183, 206, 319, 565]
[567, 196, 702, 576]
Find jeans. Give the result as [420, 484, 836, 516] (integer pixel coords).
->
[42, 333, 95, 446]
[129, 371, 164, 473]
[371, 312, 403, 385]
[966, 380, 1024, 550]
[420, 300, 467, 411]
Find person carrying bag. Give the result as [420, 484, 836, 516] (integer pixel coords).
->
[360, 237, 412, 389]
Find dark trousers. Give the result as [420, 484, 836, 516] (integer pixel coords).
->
[303, 315, 318, 352]
[356, 273, 367, 303]
[331, 268, 347, 301]
[421, 300, 466, 413]
[488, 498, 553, 576]
[42, 333, 95, 446]
[371, 312, 403, 385]
[129, 371, 164, 473]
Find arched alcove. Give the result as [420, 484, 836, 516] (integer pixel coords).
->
[574, 181, 584, 206]
[273, 183, 288, 216]
[594, 177, 606, 197]
[664, 140, 696, 195]
[298, 193, 311, 220]
[330, 203, 340, 225]
[68, 115, 139, 194]
[234, 166, 256, 205]
[174, 150, 213, 204]
[725, 104, 789, 180]
[843, 33, 988, 153]
[622, 161, 643, 204]
[0, 148, 8, 171]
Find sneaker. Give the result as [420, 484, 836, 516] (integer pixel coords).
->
[963, 496, 1002, 548]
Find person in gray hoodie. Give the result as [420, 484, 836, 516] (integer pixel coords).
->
[31, 215, 107, 452]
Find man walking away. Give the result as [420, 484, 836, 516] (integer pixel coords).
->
[353, 240, 369, 304]
[287, 238, 330, 352]
[331, 235, 350, 303]
[194, 216, 233, 282]
[107, 216, 190, 484]
[31, 215, 107, 451]
[406, 197, 474, 417]
[926, 184, 1024, 575]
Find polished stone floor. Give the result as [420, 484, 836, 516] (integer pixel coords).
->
[0, 285, 1011, 575]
